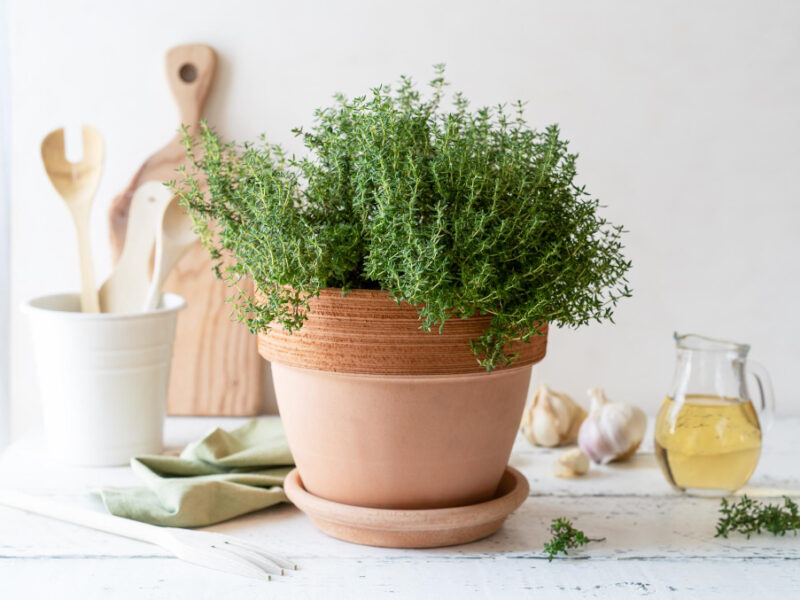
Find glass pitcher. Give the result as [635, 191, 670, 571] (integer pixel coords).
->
[654, 333, 775, 495]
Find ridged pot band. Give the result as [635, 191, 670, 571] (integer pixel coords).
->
[257, 288, 547, 375]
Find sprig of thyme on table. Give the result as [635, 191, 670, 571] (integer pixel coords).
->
[543, 518, 605, 561]
[715, 495, 800, 538]
[541, 497, 800, 561]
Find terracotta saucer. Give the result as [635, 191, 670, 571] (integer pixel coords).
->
[284, 466, 529, 548]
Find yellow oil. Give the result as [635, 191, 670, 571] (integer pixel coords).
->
[654, 395, 762, 493]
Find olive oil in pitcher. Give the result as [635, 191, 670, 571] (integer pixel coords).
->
[654, 395, 762, 493]
[655, 333, 775, 495]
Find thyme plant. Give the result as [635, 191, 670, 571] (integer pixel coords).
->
[175, 67, 631, 370]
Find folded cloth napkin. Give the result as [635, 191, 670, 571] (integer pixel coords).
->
[98, 418, 294, 528]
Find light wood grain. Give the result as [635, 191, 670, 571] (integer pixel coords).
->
[108, 45, 216, 248]
[164, 244, 264, 415]
[99, 182, 173, 313]
[107, 44, 262, 415]
[41, 126, 103, 313]
[143, 197, 196, 311]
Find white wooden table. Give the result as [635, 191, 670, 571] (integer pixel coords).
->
[1, 416, 798, 599]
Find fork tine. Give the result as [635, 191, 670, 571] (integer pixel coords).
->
[218, 542, 284, 576]
[212, 543, 282, 578]
[179, 543, 271, 581]
[221, 537, 298, 571]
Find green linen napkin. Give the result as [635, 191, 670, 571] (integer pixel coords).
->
[98, 418, 294, 528]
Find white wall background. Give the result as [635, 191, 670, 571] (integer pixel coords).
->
[0, 0, 10, 448]
[8, 0, 800, 437]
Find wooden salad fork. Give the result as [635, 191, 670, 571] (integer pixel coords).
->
[0, 489, 296, 581]
[40, 125, 104, 313]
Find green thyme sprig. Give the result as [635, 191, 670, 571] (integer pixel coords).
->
[715, 495, 800, 539]
[174, 66, 631, 370]
[543, 518, 604, 561]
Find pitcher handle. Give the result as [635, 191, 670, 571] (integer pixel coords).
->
[747, 360, 776, 433]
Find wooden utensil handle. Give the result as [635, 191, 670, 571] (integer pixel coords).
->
[72, 211, 100, 313]
[0, 488, 164, 546]
[165, 44, 217, 129]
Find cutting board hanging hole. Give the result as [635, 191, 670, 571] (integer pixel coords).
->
[179, 63, 197, 83]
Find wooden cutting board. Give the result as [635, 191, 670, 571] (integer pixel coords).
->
[108, 44, 263, 415]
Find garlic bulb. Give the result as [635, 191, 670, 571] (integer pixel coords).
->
[553, 448, 590, 478]
[520, 385, 587, 447]
[577, 388, 647, 464]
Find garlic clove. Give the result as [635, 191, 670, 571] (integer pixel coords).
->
[531, 394, 560, 447]
[553, 447, 590, 478]
[578, 388, 647, 464]
[520, 385, 587, 447]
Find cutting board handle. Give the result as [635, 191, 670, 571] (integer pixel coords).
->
[166, 44, 217, 129]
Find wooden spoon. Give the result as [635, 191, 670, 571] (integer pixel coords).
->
[142, 197, 197, 312]
[108, 44, 216, 260]
[40, 126, 103, 313]
[98, 182, 173, 313]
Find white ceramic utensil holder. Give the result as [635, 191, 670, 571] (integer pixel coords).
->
[24, 293, 186, 466]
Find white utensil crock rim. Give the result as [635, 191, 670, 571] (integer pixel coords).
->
[22, 292, 186, 320]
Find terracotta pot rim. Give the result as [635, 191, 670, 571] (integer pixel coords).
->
[302, 288, 395, 296]
[257, 288, 548, 375]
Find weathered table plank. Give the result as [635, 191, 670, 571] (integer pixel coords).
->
[1, 416, 798, 599]
[0, 557, 798, 600]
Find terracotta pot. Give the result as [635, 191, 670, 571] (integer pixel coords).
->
[259, 289, 547, 509]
